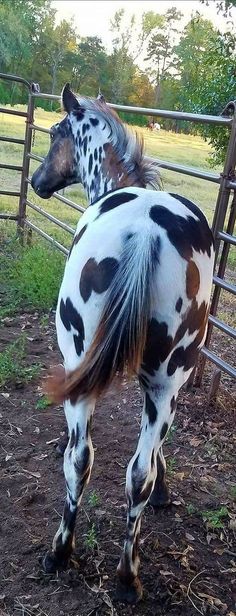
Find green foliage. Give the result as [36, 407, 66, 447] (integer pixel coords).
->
[84, 523, 98, 551]
[165, 423, 177, 445]
[201, 0, 236, 16]
[0, 336, 40, 387]
[0, 240, 64, 315]
[175, 18, 236, 165]
[167, 457, 177, 473]
[202, 506, 229, 529]
[36, 395, 51, 409]
[186, 503, 197, 515]
[88, 490, 100, 508]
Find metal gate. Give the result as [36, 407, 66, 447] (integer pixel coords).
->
[0, 72, 235, 392]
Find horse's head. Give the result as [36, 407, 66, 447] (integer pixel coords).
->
[31, 85, 82, 199]
[31, 84, 159, 203]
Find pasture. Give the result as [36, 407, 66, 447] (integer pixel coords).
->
[0, 106, 235, 616]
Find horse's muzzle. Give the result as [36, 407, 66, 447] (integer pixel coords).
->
[31, 167, 54, 199]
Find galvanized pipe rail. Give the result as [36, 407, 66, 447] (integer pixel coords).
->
[0, 73, 235, 392]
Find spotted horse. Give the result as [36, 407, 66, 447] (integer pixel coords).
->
[31, 84, 214, 604]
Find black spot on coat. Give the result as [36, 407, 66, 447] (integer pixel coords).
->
[160, 422, 168, 441]
[99, 191, 137, 216]
[175, 297, 183, 313]
[59, 298, 85, 355]
[63, 501, 77, 535]
[68, 224, 87, 259]
[142, 319, 173, 376]
[90, 117, 99, 126]
[80, 257, 119, 302]
[145, 392, 157, 424]
[150, 204, 213, 259]
[83, 136, 88, 156]
[88, 153, 93, 174]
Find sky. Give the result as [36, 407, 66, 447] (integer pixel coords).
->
[52, 0, 234, 51]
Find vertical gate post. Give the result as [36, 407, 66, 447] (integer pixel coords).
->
[196, 102, 236, 387]
[211, 101, 236, 263]
[17, 88, 35, 241]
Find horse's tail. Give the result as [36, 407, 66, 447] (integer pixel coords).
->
[46, 230, 159, 403]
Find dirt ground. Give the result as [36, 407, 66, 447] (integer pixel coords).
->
[0, 312, 235, 616]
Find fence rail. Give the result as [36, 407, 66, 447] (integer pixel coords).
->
[0, 72, 236, 394]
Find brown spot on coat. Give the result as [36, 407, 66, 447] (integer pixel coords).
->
[186, 261, 200, 299]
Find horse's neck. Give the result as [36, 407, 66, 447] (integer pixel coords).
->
[77, 126, 141, 205]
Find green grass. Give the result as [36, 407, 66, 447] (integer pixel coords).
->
[186, 503, 197, 515]
[201, 506, 229, 529]
[0, 335, 40, 387]
[0, 235, 64, 318]
[35, 395, 51, 410]
[167, 456, 177, 474]
[84, 522, 98, 551]
[88, 490, 100, 508]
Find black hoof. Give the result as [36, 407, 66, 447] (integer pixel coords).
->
[116, 578, 143, 604]
[42, 550, 68, 573]
[149, 488, 171, 508]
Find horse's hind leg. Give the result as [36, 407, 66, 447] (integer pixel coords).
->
[43, 397, 95, 573]
[149, 446, 170, 507]
[116, 387, 176, 603]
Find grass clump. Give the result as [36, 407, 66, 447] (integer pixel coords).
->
[84, 523, 98, 551]
[0, 336, 40, 387]
[202, 506, 229, 529]
[88, 490, 100, 508]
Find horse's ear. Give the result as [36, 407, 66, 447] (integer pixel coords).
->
[97, 91, 106, 104]
[62, 83, 80, 114]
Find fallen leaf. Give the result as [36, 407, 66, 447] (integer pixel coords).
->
[185, 533, 195, 541]
[22, 469, 41, 479]
[229, 517, 236, 531]
[214, 546, 225, 555]
[189, 437, 202, 447]
[1, 392, 10, 399]
[175, 472, 185, 481]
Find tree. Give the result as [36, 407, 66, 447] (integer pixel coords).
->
[173, 14, 236, 163]
[145, 8, 183, 105]
[108, 9, 137, 104]
[30, 16, 77, 95]
[201, 0, 236, 16]
[72, 37, 109, 97]
[190, 29, 236, 165]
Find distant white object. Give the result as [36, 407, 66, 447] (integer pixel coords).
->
[146, 121, 161, 132]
